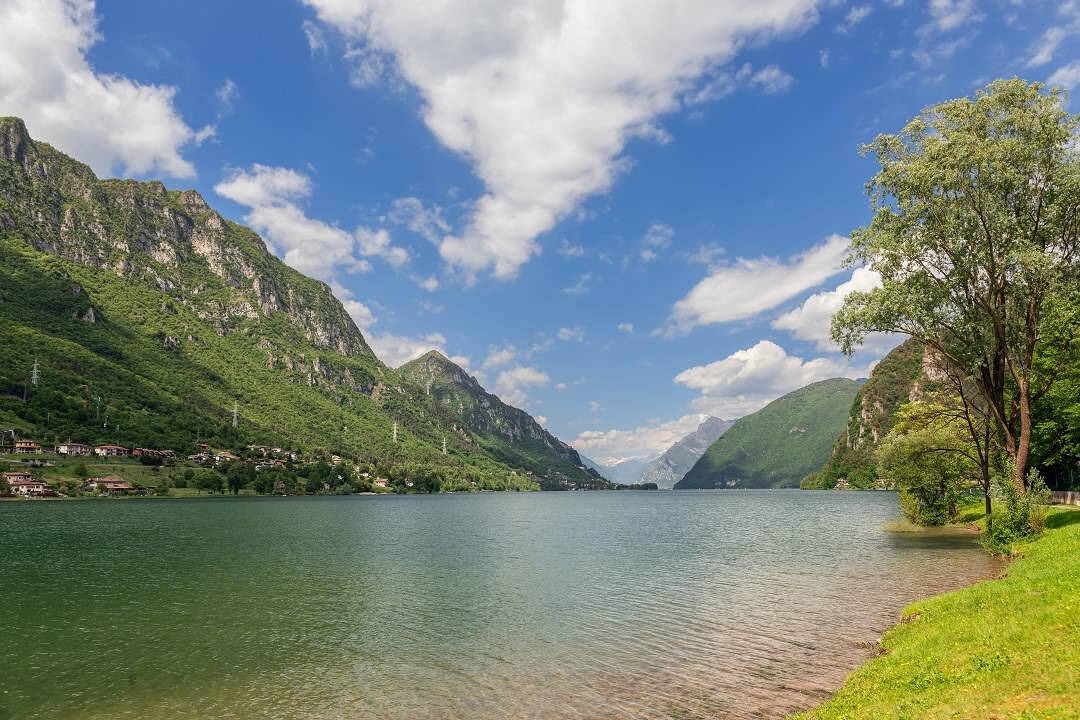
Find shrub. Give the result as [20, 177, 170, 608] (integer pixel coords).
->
[982, 468, 1051, 554]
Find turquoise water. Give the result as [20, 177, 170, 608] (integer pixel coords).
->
[0, 491, 999, 719]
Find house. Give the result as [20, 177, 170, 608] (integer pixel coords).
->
[3, 470, 33, 484]
[94, 444, 129, 458]
[86, 476, 133, 493]
[373, 477, 389, 489]
[834, 477, 850, 490]
[14, 440, 41, 454]
[214, 452, 239, 465]
[56, 442, 90, 456]
[187, 452, 212, 463]
[9, 478, 50, 496]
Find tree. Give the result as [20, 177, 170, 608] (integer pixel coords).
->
[833, 79, 1080, 492]
[226, 463, 253, 495]
[194, 469, 224, 494]
[0, 475, 8, 496]
[877, 402, 980, 526]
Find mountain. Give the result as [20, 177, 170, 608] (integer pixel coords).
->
[0, 117, 599, 489]
[578, 453, 608, 479]
[593, 455, 661, 485]
[675, 379, 862, 489]
[397, 350, 612, 490]
[805, 339, 941, 489]
[637, 416, 733, 489]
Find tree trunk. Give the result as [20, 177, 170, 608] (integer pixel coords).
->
[1014, 379, 1032, 493]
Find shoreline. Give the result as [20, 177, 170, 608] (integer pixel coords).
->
[791, 505, 1080, 718]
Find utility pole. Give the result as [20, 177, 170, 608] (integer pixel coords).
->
[442, 436, 447, 456]
[30, 359, 40, 387]
[232, 401, 239, 429]
[392, 421, 398, 444]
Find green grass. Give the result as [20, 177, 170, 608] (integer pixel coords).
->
[793, 506, 1080, 719]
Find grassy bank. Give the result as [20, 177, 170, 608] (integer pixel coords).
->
[794, 506, 1080, 719]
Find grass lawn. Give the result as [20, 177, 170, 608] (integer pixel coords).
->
[793, 506, 1080, 719]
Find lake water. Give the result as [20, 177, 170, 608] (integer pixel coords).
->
[0, 491, 1000, 719]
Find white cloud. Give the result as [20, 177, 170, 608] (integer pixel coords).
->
[562, 272, 592, 296]
[388, 196, 450, 243]
[482, 344, 517, 370]
[666, 234, 849, 334]
[557, 239, 586, 257]
[640, 223, 674, 261]
[771, 267, 898, 352]
[303, 19, 328, 54]
[589, 400, 601, 413]
[819, 48, 830, 68]
[536, 415, 549, 427]
[673, 340, 867, 417]
[1026, 27, 1067, 68]
[617, 322, 634, 333]
[921, 0, 981, 35]
[329, 281, 377, 330]
[369, 332, 452, 368]
[573, 413, 711, 465]
[413, 274, 439, 292]
[495, 366, 550, 407]
[836, 5, 872, 33]
[0, 0, 201, 178]
[558, 326, 585, 342]
[748, 65, 795, 94]
[555, 382, 568, 390]
[214, 164, 409, 280]
[216, 79, 238, 117]
[1049, 60, 1080, 90]
[304, 0, 822, 280]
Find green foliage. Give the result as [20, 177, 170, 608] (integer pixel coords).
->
[832, 79, 1080, 488]
[982, 468, 1051, 555]
[676, 379, 861, 489]
[876, 402, 979, 526]
[193, 470, 224, 494]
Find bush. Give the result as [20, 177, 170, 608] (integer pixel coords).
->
[982, 468, 1051, 554]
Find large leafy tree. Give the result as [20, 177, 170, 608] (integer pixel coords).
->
[834, 79, 1080, 491]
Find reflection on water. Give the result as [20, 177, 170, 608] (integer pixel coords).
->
[0, 491, 1000, 719]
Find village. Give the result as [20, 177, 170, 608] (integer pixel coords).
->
[0, 435, 395, 499]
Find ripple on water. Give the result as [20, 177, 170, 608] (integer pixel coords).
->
[0, 491, 1001, 719]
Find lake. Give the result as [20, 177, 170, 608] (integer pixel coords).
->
[0, 491, 1000, 719]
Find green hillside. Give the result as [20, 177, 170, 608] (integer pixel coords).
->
[675, 378, 861, 489]
[398, 350, 611, 490]
[0, 117, 596, 489]
[804, 339, 939, 489]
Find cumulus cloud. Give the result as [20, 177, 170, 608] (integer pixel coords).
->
[215, 79, 238, 117]
[748, 65, 795, 94]
[640, 223, 675, 261]
[368, 332, 451, 368]
[921, 0, 982, 35]
[303, 19, 328, 54]
[482, 344, 517, 370]
[214, 164, 408, 280]
[771, 267, 899, 353]
[617, 322, 634, 333]
[557, 239, 586, 258]
[495, 366, 550, 407]
[304, 0, 821, 280]
[673, 340, 866, 417]
[573, 413, 712, 465]
[0, 0, 201, 178]
[665, 234, 849, 334]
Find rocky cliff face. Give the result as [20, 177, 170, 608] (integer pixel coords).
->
[0, 116, 372, 359]
[637, 416, 734, 489]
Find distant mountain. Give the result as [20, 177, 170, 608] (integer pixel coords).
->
[397, 350, 612, 490]
[578, 453, 609, 479]
[588, 455, 661, 485]
[806, 339, 941, 489]
[637, 416, 733, 489]
[675, 379, 861, 489]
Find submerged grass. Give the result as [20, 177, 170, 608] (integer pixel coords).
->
[794, 506, 1080, 719]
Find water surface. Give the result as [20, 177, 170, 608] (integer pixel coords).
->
[0, 491, 1000, 719]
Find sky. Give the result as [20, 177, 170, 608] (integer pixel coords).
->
[2, 0, 1078, 465]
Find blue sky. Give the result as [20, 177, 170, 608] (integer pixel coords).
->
[4, 0, 1079, 464]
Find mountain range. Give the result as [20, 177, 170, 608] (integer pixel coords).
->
[0, 117, 609, 489]
[676, 378, 862, 489]
[636, 416, 734, 488]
